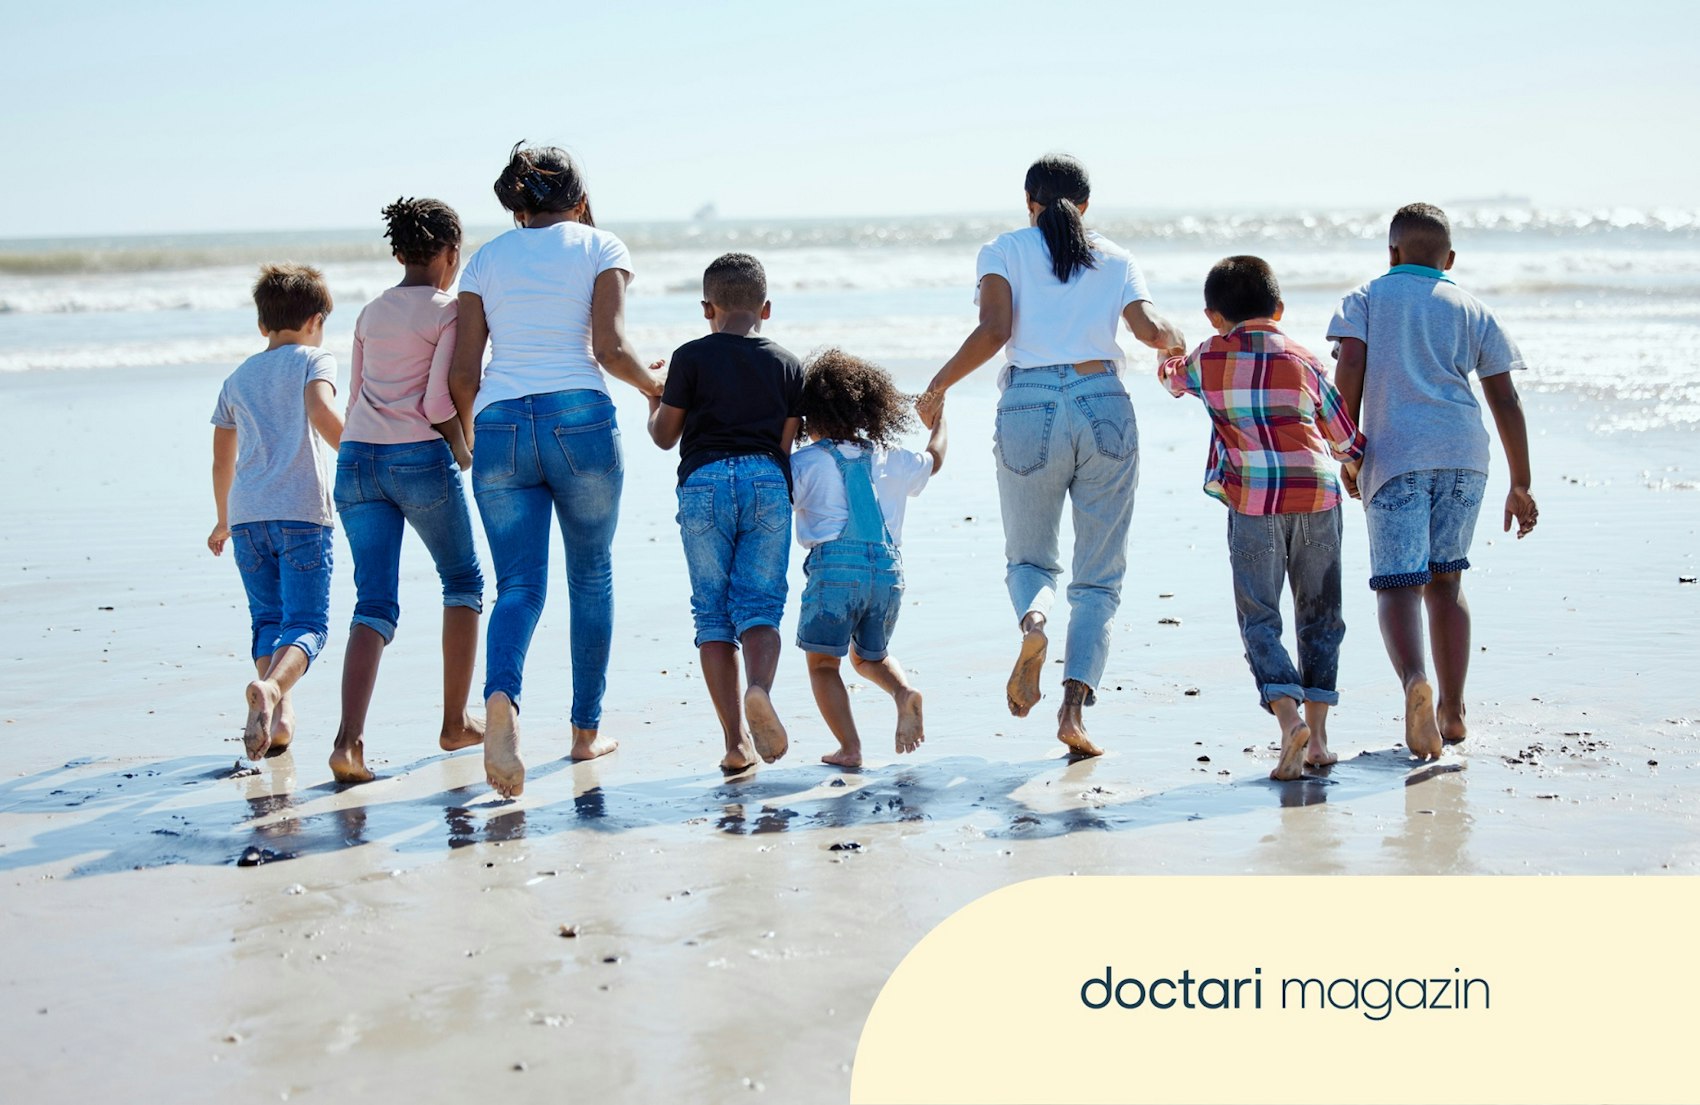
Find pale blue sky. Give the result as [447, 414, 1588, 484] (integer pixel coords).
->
[4, 0, 1696, 237]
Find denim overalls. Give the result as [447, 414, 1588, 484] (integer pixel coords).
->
[795, 445, 905, 661]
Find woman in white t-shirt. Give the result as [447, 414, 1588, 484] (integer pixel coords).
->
[449, 142, 665, 799]
[916, 155, 1184, 758]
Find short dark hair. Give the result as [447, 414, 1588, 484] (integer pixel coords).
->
[493, 141, 594, 225]
[703, 252, 767, 311]
[381, 197, 462, 266]
[799, 348, 917, 448]
[1203, 255, 1281, 324]
[1389, 202, 1452, 262]
[253, 262, 332, 332]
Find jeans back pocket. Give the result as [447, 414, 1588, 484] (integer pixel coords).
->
[1073, 389, 1138, 460]
[472, 423, 518, 486]
[388, 461, 451, 512]
[994, 401, 1055, 475]
[555, 421, 621, 477]
[677, 484, 717, 536]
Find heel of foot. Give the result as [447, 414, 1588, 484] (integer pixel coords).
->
[744, 687, 789, 764]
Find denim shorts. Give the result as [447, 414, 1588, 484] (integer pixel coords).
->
[1366, 468, 1488, 589]
[676, 455, 791, 647]
[230, 520, 333, 663]
[796, 541, 904, 661]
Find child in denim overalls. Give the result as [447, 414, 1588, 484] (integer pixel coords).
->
[792, 349, 947, 769]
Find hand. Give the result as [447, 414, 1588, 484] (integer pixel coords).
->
[915, 387, 945, 429]
[452, 443, 472, 472]
[1341, 460, 1362, 500]
[1504, 485, 1538, 538]
[207, 522, 231, 556]
[647, 358, 667, 398]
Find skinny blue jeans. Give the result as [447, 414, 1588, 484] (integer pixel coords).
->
[472, 390, 622, 730]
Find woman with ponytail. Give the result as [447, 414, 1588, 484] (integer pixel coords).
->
[449, 142, 664, 798]
[917, 154, 1184, 758]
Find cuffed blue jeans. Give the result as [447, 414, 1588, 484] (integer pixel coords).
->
[1227, 505, 1346, 710]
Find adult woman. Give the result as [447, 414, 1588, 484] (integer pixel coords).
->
[917, 155, 1183, 757]
[449, 142, 664, 798]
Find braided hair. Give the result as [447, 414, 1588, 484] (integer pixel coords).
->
[380, 197, 462, 265]
[493, 141, 595, 226]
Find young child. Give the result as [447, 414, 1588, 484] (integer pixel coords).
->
[1161, 257, 1365, 779]
[329, 198, 485, 785]
[647, 252, 804, 773]
[1327, 203, 1538, 760]
[208, 263, 343, 761]
[792, 348, 946, 769]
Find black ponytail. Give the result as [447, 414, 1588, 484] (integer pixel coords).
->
[1024, 155, 1096, 283]
[494, 141, 595, 226]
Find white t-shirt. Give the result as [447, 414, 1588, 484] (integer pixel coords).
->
[975, 227, 1151, 389]
[791, 441, 933, 549]
[458, 222, 632, 415]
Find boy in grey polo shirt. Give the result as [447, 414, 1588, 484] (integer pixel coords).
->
[1328, 203, 1539, 761]
[207, 263, 345, 762]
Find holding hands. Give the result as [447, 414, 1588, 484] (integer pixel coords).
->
[915, 387, 944, 429]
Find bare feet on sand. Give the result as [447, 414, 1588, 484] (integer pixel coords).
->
[243, 680, 280, 760]
[1007, 629, 1047, 717]
[1305, 721, 1338, 767]
[570, 726, 618, 761]
[329, 740, 374, 784]
[821, 742, 862, 769]
[744, 686, 789, 763]
[721, 733, 759, 775]
[1404, 679, 1443, 760]
[439, 713, 485, 752]
[483, 693, 525, 798]
[1439, 702, 1468, 745]
[270, 692, 296, 753]
[895, 689, 925, 755]
[1056, 680, 1103, 758]
[1270, 718, 1313, 781]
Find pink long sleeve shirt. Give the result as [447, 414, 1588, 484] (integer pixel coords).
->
[342, 285, 459, 444]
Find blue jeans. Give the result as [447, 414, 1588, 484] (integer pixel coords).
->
[1366, 468, 1488, 590]
[472, 390, 623, 729]
[1227, 506, 1345, 709]
[230, 521, 333, 664]
[334, 439, 484, 643]
[675, 455, 791, 647]
[994, 364, 1139, 689]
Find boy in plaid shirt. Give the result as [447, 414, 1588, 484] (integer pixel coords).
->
[1160, 256, 1365, 779]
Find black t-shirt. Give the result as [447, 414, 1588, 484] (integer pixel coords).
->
[661, 332, 804, 485]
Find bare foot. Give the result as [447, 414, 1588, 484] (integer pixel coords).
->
[1056, 681, 1103, 758]
[483, 693, 525, 798]
[1438, 703, 1468, 745]
[1270, 718, 1312, 781]
[439, 713, 485, 752]
[570, 725, 618, 761]
[821, 745, 863, 769]
[269, 691, 296, 753]
[744, 685, 789, 763]
[1006, 629, 1048, 717]
[243, 679, 279, 760]
[721, 733, 759, 775]
[1404, 679, 1443, 760]
[329, 740, 374, 784]
[895, 689, 925, 754]
[1305, 731, 1338, 767]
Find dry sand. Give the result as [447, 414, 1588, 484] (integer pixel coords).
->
[1, 361, 1697, 1103]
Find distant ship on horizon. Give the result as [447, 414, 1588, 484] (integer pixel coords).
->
[691, 202, 718, 222]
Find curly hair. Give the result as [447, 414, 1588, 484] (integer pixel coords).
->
[493, 140, 594, 225]
[799, 348, 917, 448]
[381, 197, 462, 266]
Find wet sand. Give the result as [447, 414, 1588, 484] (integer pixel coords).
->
[2, 362, 1697, 1102]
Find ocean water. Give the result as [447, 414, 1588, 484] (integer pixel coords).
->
[3, 208, 1698, 432]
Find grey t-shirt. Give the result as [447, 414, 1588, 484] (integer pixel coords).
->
[210, 345, 340, 527]
[1326, 268, 1525, 502]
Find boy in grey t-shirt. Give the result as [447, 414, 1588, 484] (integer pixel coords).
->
[207, 263, 345, 762]
[1327, 203, 1538, 762]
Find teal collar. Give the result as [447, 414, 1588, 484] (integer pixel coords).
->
[1388, 263, 1453, 283]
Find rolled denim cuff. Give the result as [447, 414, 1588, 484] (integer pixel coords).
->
[1259, 683, 1306, 711]
[734, 616, 781, 640]
[351, 613, 397, 644]
[1428, 558, 1470, 575]
[797, 634, 850, 658]
[693, 627, 738, 649]
[849, 641, 890, 663]
[275, 629, 327, 666]
[1369, 570, 1431, 591]
[1304, 687, 1341, 706]
[443, 592, 484, 614]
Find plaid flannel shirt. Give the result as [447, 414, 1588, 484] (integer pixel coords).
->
[1162, 320, 1365, 515]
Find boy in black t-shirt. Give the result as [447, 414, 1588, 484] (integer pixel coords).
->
[648, 252, 804, 774]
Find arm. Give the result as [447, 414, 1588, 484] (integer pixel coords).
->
[434, 417, 472, 471]
[346, 331, 364, 419]
[448, 291, 489, 447]
[780, 416, 801, 455]
[1122, 300, 1186, 355]
[208, 426, 237, 554]
[1480, 372, 1537, 538]
[924, 409, 948, 474]
[917, 274, 1012, 428]
[648, 398, 685, 450]
[1332, 338, 1368, 499]
[1157, 344, 1203, 399]
[305, 379, 343, 450]
[591, 269, 665, 397]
